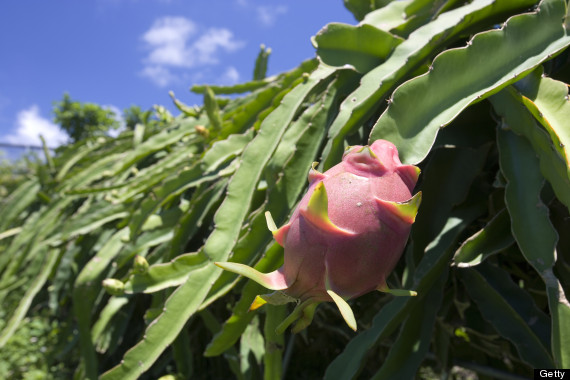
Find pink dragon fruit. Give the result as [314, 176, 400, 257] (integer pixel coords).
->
[216, 140, 421, 332]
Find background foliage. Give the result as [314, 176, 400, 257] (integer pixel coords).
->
[53, 93, 120, 143]
[1, 0, 569, 379]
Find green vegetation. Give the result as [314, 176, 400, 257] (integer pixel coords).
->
[0, 152, 36, 198]
[53, 93, 120, 142]
[1, 0, 569, 379]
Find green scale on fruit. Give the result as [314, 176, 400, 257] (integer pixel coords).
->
[216, 140, 421, 332]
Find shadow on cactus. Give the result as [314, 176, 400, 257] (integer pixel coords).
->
[216, 139, 421, 332]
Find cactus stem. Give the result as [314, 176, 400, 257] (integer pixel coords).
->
[276, 299, 317, 334]
[291, 302, 320, 333]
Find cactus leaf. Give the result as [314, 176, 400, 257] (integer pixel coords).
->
[322, 0, 547, 169]
[205, 242, 284, 357]
[453, 208, 514, 268]
[291, 302, 320, 334]
[204, 80, 346, 350]
[264, 305, 286, 378]
[214, 262, 288, 291]
[275, 300, 316, 334]
[0, 227, 22, 241]
[459, 263, 554, 369]
[128, 131, 252, 238]
[513, 68, 570, 170]
[312, 22, 403, 73]
[253, 44, 271, 80]
[370, 0, 570, 165]
[0, 248, 61, 348]
[324, 206, 485, 380]
[0, 179, 40, 232]
[204, 86, 223, 132]
[371, 270, 446, 379]
[490, 87, 570, 212]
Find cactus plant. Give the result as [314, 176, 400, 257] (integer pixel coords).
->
[1, 0, 569, 379]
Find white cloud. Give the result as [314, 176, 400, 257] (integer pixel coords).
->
[220, 66, 240, 84]
[235, 0, 287, 26]
[140, 65, 178, 87]
[104, 105, 126, 137]
[140, 16, 245, 87]
[193, 28, 245, 65]
[4, 106, 68, 148]
[143, 17, 197, 66]
[257, 5, 287, 26]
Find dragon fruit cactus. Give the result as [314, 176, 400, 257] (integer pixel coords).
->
[216, 140, 421, 332]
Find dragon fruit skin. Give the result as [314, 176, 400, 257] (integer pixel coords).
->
[216, 139, 421, 332]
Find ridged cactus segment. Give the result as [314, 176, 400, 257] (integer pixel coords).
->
[369, 0, 570, 165]
[216, 139, 421, 331]
[321, 0, 546, 170]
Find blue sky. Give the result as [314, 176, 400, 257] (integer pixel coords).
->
[0, 0, 354, 152]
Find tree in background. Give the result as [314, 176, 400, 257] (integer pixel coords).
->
[53, 93, 119, 142]
[123, 105, 152, 131]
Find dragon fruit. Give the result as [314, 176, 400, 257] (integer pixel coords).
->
[216, 140, 421, 332]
